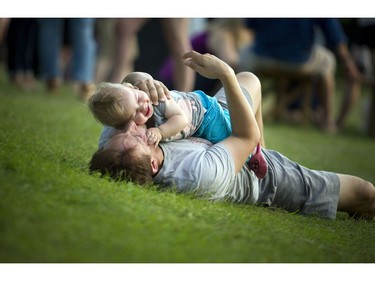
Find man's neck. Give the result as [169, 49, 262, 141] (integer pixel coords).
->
[156, 145, 164, 169]
[151, 145, 164, 178]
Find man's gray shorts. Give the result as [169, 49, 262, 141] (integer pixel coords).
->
[214, 85, 340, 219]
[259, 149, 340, 219]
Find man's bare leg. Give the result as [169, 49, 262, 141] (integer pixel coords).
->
[337, 173, 375, 220]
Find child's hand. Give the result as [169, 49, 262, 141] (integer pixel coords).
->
[134, 79, 171, 106]
[146, 127, 163, 147]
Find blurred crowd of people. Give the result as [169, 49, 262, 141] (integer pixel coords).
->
[0, 18, 374, 136]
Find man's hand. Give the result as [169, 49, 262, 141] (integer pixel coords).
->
[182, 51, 234, 81]
[122, 72, 171, 105]
[134, 79, 171, 106]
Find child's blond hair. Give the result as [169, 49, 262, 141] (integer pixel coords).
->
[88, 82, 131, 129]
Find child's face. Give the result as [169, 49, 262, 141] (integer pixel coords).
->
[120, 86, 154, 125]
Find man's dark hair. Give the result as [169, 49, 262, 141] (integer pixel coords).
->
[89, 146, 153, 184]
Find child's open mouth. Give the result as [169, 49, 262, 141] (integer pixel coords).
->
[145, 104, 151, 117]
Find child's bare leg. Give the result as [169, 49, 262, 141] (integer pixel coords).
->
[337, 174, 375, 220]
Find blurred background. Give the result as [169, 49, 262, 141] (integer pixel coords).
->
[0, 18, 374, 137]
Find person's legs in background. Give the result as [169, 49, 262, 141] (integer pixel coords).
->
[315, 70, 336, 133]
[367, 48, 375, 137]
[109, 18, 146, 83]
[336, 72, 361, 130]
[336, 19, 373, 134]
[94, 19, 115, 82]
[37, 18, 64, 93]
[161, 18, 195, 92]
[0, 18, 10, 68]
[0, 18, 9, 46]
[68, 18, 97, 101]
[300, 46, 337, 133]
[22, 19, 38, 89]
[6, 18, 37, 90]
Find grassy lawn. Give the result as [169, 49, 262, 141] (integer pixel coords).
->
[0, 67, 374, 264]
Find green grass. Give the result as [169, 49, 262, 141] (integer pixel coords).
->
[0, 68, 374, 263]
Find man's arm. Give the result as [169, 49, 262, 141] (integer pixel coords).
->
[183, 51, 260, 173]
[122, 72, 153, 85]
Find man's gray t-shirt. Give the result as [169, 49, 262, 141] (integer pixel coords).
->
[154, 138, 259, 204]
[98, 126, 259, 203]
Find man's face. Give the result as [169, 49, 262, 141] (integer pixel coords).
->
[104, 121, 151, 156]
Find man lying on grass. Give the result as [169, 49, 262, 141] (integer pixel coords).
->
[89, 51, 375, 220]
